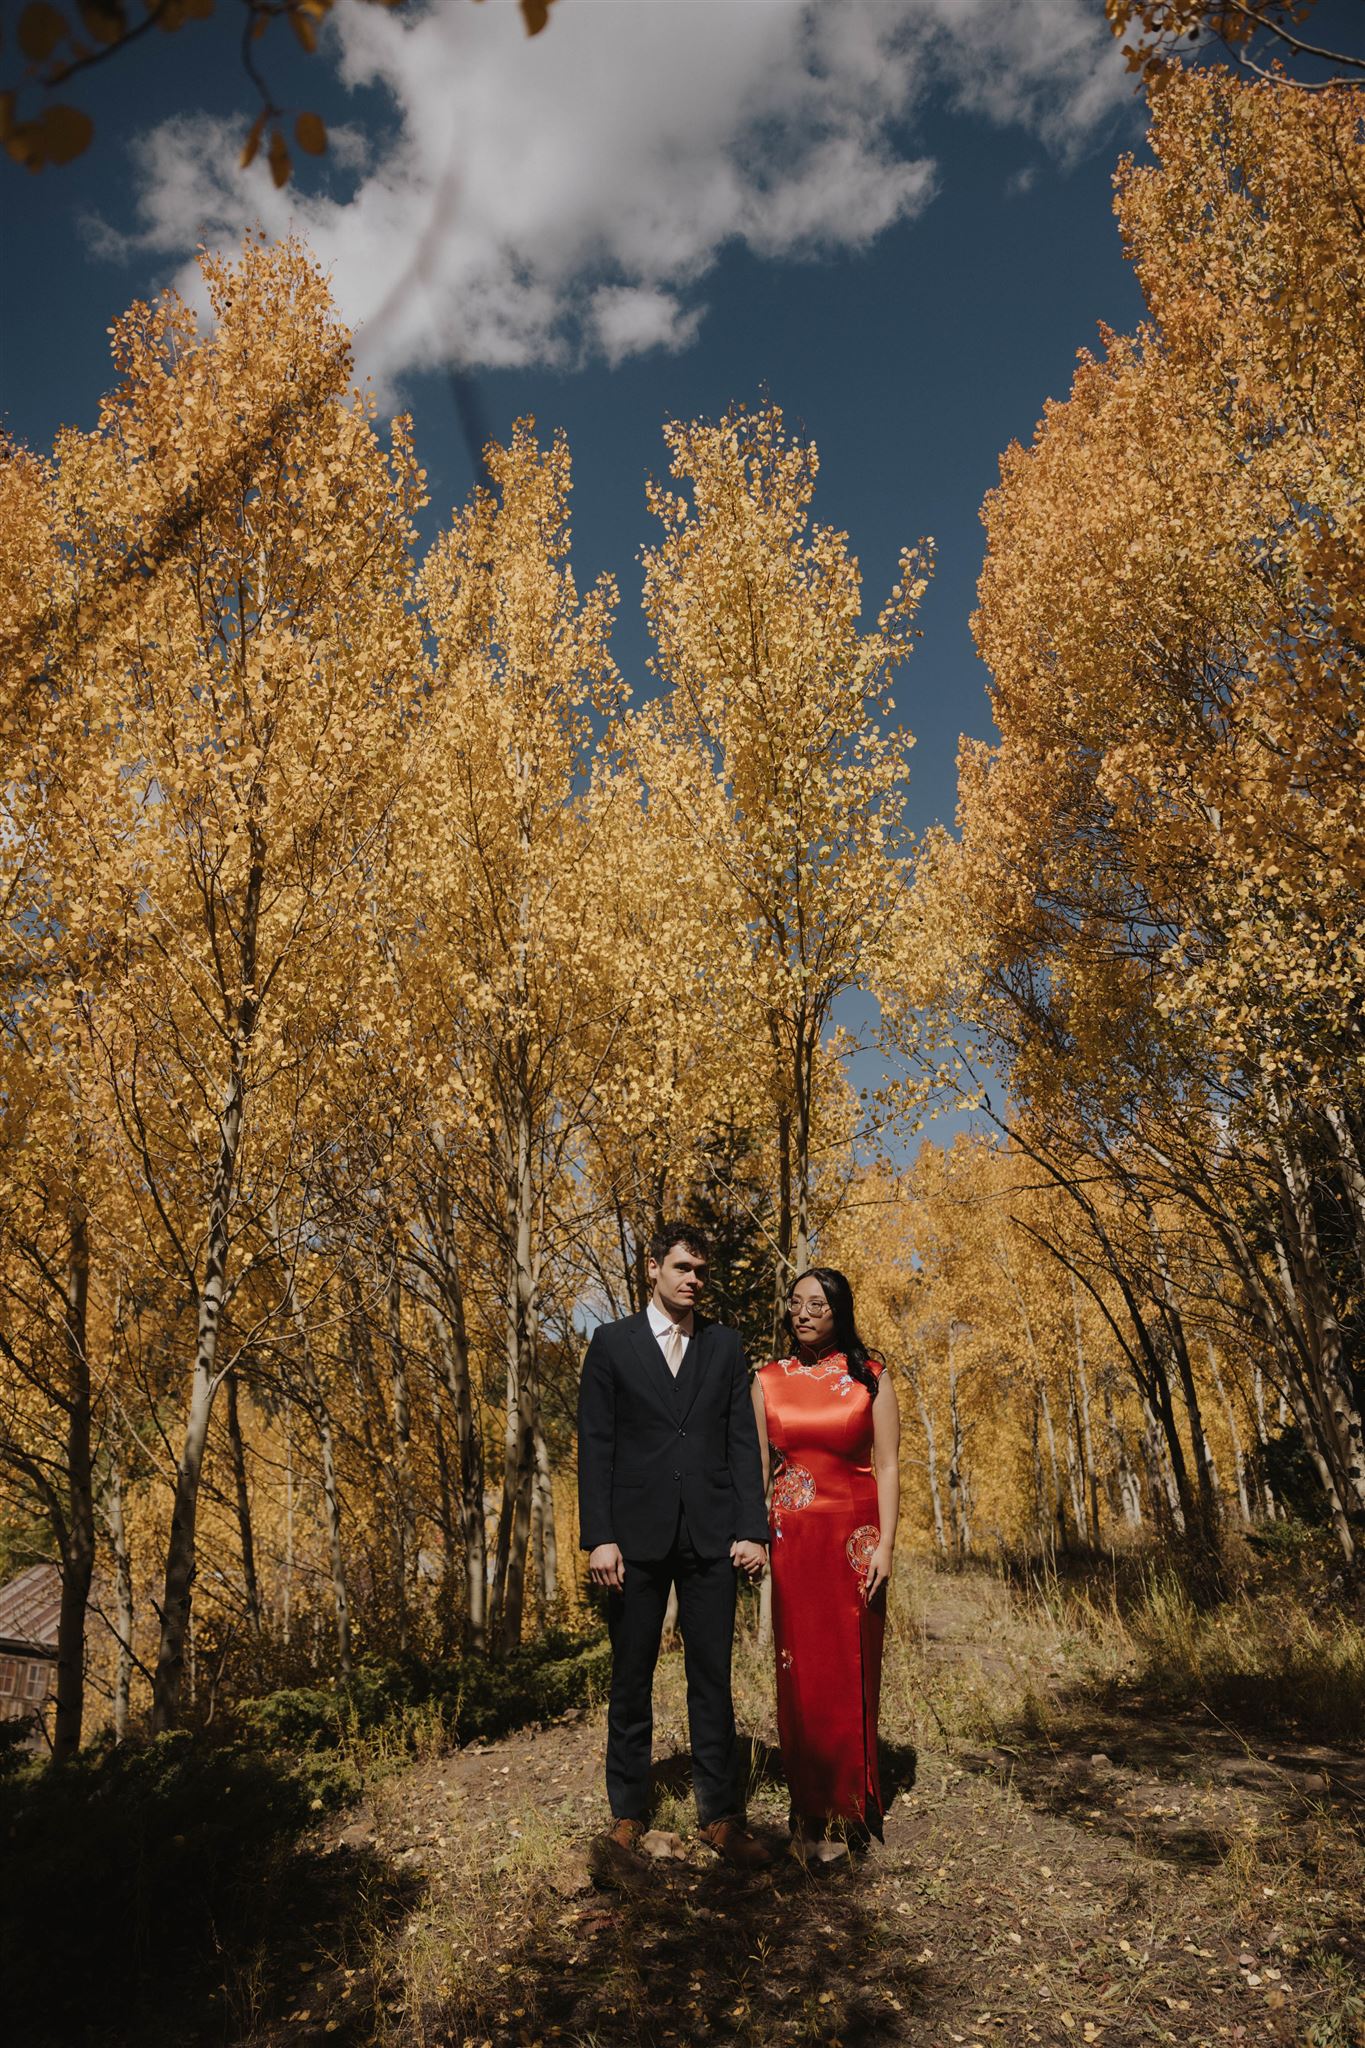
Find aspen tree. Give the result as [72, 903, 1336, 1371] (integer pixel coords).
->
[642, 405, 928, 1320]
[0, 439, 127, 1756]
[893, 72, 1365, 1559]
[577, 721, 773, 1313]
[34, 237, 423, 1725]
[409, 421, 620, 1651]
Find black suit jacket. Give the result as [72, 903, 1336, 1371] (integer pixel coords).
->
[576, 1311, 769, 1562]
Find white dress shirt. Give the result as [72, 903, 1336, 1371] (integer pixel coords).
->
[646, 1298, 693, 1374]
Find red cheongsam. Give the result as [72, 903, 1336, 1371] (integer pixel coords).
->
[759, 1352, 886, 1833]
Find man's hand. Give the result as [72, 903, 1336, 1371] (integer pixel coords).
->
[588, 1542, 625, 1590]
[730, 1539, 767, 1581]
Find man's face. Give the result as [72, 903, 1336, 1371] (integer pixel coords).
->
[648, 1241, 708, 1314]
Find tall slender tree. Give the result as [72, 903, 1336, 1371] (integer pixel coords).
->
[642, 405, 928, 1323]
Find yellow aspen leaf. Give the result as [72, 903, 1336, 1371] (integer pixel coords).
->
[267, 127, 291, 187]
[17, 1, 68, 60]
[520, 0, 555, 31]
[39, 102, 93, 163]
[290, 7, 317, 51]
[76, 0, 125, 44]
[240, 109, 266, 168]
[5, 120, 41, 165]
[294, 110, 326, 155]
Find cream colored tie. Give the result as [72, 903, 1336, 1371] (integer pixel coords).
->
[661, 1324, 685, 1376]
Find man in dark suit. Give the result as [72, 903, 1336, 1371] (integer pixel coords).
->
[577, 1220, 772, 1868]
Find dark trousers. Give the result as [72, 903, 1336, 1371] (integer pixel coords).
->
[605, 1513, 739, 1826]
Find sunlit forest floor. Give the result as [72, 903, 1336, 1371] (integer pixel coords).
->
[7, 1553, 1365, 2048]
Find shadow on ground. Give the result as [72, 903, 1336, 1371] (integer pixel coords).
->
[958, 1681, 1365, 1878]
[421, 1738, 923, 2048]
[0, 1739, 422, 2048]
[430, 1847, 924, 2046]
[648, 1731, 917, 1841]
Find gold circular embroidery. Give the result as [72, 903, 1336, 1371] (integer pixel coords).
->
[771, 1462, 816, 1511]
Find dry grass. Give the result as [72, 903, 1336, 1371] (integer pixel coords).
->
[1109, 1572, 1365, 1740]
[189, 1552, 1365, 2046]
[380, 1788, 587, 2047]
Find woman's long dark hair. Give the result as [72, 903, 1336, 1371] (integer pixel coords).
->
[784, 1266, 883, 1398]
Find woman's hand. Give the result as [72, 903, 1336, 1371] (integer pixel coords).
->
[864, 1541, 894, 1603]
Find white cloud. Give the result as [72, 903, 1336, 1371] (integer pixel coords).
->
[909, 0, 1129, 147]
[590, 284, 704, 367]
[739, 134, 938, 257]
[92, 0, 1128, 387]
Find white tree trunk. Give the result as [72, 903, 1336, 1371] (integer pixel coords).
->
[101, 1423, 135, 1742]
[151, 1058, 245, 1730]
[423, 1194, 486, 1651]
[1205, 1341, 1252, 1526]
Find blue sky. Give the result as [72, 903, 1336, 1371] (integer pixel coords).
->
[2, 0, 1169, 1153]
[1, 0, 1155, 837]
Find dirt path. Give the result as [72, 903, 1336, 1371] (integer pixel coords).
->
[279, 1585, 1364, 2048]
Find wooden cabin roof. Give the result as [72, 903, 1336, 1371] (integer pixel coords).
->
[0, 1563, 61, 1656]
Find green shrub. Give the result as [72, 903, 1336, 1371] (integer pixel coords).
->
[234, 1679, 354, 1750]
[0, 1622, 609, 2044]
[0, 1713, 34, 1778]
[0, 1731, 342, 2043]
[1246, 1514, 1319, 1560]
[232, 1625, 611, 1760]
[449, 1631, 613, 1741]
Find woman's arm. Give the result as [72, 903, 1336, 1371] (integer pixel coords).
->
[750, 1372, 770, 1492]
[864, 1372, 901, 1603]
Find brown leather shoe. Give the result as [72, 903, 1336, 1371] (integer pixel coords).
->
[603, 1816, 646, 1855]
[698, 1817, 774, 1870]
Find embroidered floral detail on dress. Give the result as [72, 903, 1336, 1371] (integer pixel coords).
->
[779, 1649, 794, 1672]
[775, 1354, 858, 1397]
[771, 1462, 816, 1511]
[845, 1526, 879, 1578]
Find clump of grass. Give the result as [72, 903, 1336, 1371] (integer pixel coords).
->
[980, 1535, 1365, 1746]
[873, 1559, 1114, 1753]
[1305, 1949, 1365, 2048]
[388, 1789, 585, 2047]
[1090, 1572, 1365, 1742]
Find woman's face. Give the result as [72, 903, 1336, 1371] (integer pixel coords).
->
[789, 1276, 834, 1352]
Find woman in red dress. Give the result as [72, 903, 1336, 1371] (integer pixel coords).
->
[753, 1268, 900, 1862]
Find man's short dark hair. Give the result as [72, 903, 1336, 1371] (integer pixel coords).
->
[648, 1219, 711, 1266]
